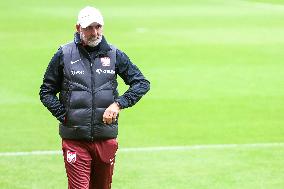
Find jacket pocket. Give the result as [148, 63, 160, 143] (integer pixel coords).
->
[65, 84, 72, 125]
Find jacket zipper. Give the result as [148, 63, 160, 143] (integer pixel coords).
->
[83, 47, 104, 141]
[88, 53, 95, 141]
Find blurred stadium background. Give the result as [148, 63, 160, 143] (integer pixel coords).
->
[0, 0, 284, 188]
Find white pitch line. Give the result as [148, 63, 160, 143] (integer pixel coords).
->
[1, 143, 284, 157]
[0, 150, 62, 157]
[119, 143, 284, 152]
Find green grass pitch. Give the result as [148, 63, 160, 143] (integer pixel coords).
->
[0, 0, 284, 188]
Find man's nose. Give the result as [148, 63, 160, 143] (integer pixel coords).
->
[91, 27, 98, 36]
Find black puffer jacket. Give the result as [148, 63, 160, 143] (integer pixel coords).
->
[39, 33, 150, 141]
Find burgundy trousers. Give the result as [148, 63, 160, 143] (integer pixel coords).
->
[62, 138, 118, 189]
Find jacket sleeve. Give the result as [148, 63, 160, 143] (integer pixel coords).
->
[39, 48, 66, 122]
[115, 49, 150, 109]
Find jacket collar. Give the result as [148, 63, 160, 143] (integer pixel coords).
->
[74, 32, 111, 54]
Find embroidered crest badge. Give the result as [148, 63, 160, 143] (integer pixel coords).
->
[101, 57, 110, 66]
[67, 150, 76, 163]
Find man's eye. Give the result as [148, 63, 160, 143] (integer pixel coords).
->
[84, 25, 102, 30]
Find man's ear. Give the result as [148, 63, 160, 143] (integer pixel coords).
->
[76, 24, 80, 32]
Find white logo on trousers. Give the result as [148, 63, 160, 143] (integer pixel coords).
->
[66, 150, 76, 163]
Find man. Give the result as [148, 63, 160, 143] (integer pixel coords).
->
[39, 6, 150, 189]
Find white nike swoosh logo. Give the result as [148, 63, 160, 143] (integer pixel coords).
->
[71, 59, 81, 64]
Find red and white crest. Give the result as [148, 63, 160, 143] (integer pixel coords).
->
[67, 150, 76, 163]
[101, 57, 110, 66]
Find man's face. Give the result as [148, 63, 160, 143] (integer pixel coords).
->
[77, 22, 103, 47]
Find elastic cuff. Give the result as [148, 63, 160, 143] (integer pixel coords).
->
[115, 101, 122, 109]
[57, 114, 65, 123]
[115, 97, 128, 109]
